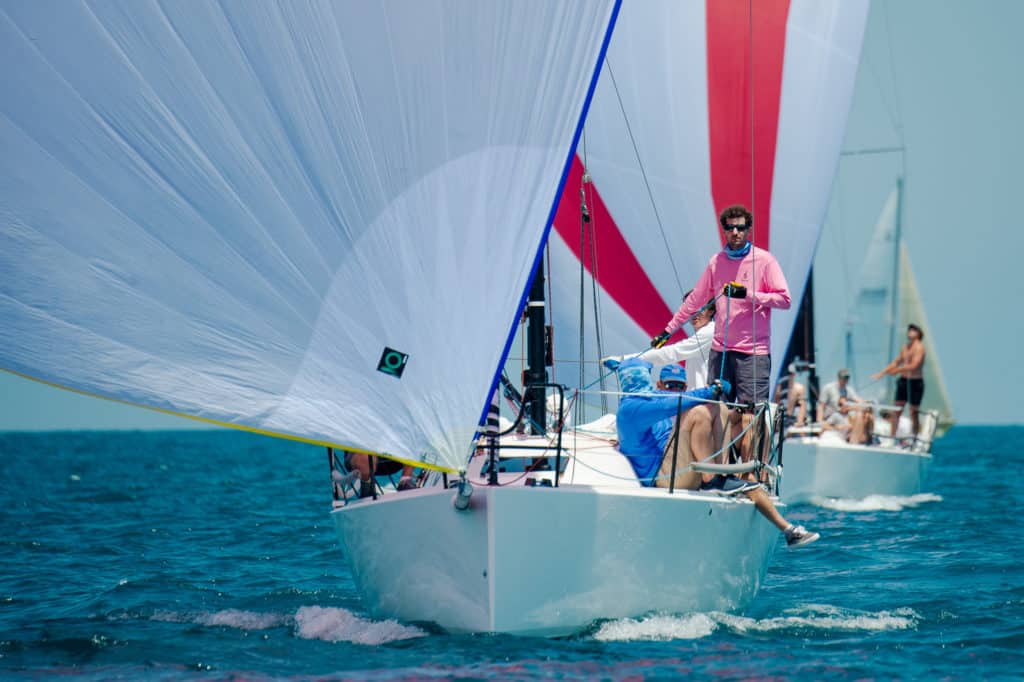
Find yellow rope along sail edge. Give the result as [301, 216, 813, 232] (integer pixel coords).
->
[2, 368, 457, 473]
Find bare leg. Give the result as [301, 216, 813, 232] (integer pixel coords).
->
[686, 405, 720, 485]
[744, 486, 790, 532]
[909, 405, 920, 438]
[890, 402, 905, 439]
[347, 453, 373, 482]
[847, 410, 870, 445]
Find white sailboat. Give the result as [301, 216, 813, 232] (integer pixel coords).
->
[782, 178, 952, 504]
[0, 0, 867, 636]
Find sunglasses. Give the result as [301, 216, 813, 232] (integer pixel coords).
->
[663, 381, 687, 391]
[723, 224, 750, 233]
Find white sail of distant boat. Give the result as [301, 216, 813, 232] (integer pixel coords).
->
[781, 180, 949, 505]
[827, 183, 954, 429]
[0, 0, 868, 635]
[898, 243, 955, 431]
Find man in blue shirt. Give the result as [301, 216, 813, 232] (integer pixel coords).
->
[613, 358, 819, 548]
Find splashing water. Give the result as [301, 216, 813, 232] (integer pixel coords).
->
[594, 605, 919, 642]
[811, 493, 943, 512]
[152, 606, 425, 645]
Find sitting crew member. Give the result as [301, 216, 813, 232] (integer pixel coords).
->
[615, 359, 820, 548]
[345, 451, 418, 498]
[820, 396, 875, 445]
[615, 359, 719, 487]
[817, 368, 863, 423]
[774, 362, 808, 428]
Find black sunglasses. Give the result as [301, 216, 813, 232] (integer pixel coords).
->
[723, 224, 750, 233]
[663, 381, 686, 391]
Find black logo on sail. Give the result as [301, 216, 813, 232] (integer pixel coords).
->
[377, 347, 409, 378]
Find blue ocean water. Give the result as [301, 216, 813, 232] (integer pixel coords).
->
[0, 427, 1021, 680]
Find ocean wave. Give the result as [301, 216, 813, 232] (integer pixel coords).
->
[593, 604, 920, 641]
[150, 606, 425, 644]
[593, 613, 716, 641]
[811, 493, 942, 512]
[293, 605, 425, 644]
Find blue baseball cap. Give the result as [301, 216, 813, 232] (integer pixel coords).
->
[616, 357, 654, 394]
[659, 364, 687, 383]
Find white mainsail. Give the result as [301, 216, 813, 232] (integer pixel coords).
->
[824, 185, 954, 427]
[538, 0, 870, 418]
[0, 1, 619, 471]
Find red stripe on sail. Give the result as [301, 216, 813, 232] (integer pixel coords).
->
[706, 0, 790, 248]
[552, 156, 675, 338]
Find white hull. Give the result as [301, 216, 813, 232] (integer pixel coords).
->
[781, 437, 931, 504]
[332, 431, 780, 635]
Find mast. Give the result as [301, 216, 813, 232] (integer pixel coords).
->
[886, 176, 905, 394]
[525, 256, 549, 435]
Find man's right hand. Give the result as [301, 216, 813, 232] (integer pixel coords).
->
[650, 331, 671, 348]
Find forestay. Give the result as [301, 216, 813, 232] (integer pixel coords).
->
[0, 1, 618, 471]
[543, 0, 869, 416]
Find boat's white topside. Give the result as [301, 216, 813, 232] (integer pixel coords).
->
[331, 425, 784, 635]
[781, 434, 932, 504]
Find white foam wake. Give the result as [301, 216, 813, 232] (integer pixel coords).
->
[593, 605, 920, 642]
[811, 493, 942, 512]
[151, 606, 426, 644]
[293, 605, 425, 644]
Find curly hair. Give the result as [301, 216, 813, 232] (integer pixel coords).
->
[907, 323, 924, 340]
[718, 204, 752, 229]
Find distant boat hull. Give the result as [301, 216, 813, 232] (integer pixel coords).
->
[781, 437, 932, 504]
[332, 483, 779, 636]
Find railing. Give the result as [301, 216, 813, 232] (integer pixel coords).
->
[784, 404, 940, 453]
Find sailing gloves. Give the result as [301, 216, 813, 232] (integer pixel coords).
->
[650, 331, 671, 348]
[722, 281, 747, 298]
[711, 379, 731, 400]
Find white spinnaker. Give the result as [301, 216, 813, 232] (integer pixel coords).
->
[546, 0, 868, 408]
[0, 1, 618, 471]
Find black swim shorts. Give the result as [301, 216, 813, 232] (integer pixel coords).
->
[895, 377, 925, 406]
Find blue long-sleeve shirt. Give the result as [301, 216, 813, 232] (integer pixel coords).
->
[616, 386, 718, 485]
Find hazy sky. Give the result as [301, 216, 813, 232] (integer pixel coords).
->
[812, 0, 1024, 424]
[0, 0, 1019, 429]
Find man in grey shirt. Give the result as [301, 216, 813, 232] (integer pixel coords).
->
[817, 368, 863, 422]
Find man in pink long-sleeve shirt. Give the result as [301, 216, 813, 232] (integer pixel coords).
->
[651, 205, 790, 403]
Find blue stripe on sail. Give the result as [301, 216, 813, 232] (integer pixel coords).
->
[472, 0, 624, 460]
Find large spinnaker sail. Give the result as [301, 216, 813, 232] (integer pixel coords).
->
[0, 1, 619, 471]
[543, 0, 869, 416]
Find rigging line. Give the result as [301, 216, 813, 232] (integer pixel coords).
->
[881, 0, 906, 137]
[747, 0, 758, 395]
[577, 133, 588, 427]
[587, 178, 609, 414]
[545, 239, 555, 384]
[604, 57, 684, 296]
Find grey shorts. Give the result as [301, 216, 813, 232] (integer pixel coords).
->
[708, 350, 771, 403]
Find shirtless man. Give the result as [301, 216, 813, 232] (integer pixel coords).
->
[872, 323, 927, 439]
